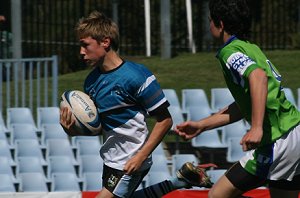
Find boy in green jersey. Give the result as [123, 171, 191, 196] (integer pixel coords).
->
[175, 0, 300, 197]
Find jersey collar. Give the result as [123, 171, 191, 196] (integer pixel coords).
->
[215, 35, 238, 57]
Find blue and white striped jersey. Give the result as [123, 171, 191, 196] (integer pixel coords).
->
[84, 61, 169, 171]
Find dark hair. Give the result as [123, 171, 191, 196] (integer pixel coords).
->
[209, 0, 252, 40]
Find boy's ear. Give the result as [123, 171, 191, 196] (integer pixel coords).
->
[101, 37, 110, 48]
[219, 21, 225, 32]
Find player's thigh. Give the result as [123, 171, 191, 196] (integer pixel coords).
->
[269, 188, 299, 198]
[96, 187, 115, 198]
[208, 174, 243, 198]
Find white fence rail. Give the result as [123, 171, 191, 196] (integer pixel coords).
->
[0, 55, 58, 113]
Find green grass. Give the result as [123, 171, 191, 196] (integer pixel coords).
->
[57, 50, 300, 142]
[58, 50, 300, 100]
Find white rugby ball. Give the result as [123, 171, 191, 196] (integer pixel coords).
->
[60, 90, 101, 135]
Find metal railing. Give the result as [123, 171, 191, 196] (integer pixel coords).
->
[0, 55, 58, 113]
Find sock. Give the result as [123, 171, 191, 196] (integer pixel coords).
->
[132, 180, 174, 198]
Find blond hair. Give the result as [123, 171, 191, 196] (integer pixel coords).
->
[76, 11, 119, 51]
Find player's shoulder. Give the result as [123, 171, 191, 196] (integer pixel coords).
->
[123, 60, 153, 76]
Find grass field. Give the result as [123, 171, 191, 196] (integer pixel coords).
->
[58, 50, 300, 101]
[57, 50, 300, 142]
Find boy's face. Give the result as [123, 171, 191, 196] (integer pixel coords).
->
[209, 16, 222, 39]
[79, 36, 105, 66]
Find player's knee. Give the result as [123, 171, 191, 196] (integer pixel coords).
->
[208, 188, 221, 198]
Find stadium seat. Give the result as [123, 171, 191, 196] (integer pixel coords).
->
[0, 113, 9, 134]
[168, 106, 185, 130]
[0, 157, 18, 184]
[71, 136, 102, 146]
[6, 107, 37, 130]
[226, 137, 245, 163]
[0, 129, 8, 142]
[149, 154, 170, 175]
[0, 173, 16, 192]
[144, 171, 172, 187]
[181, 89, 211, 112]
[10, 123, 39, 145]
[152, 143, 166, 156]
[46, 139, 78, 165]
[283, 88, 297, 106]
[82, 172, 102, 191]
[206, 169, 227, 184]
[16, 156, 45, 178]
[37, 107, 60, 129]
[19, 172, 48, 192]
[15, 139, 47, 166]
[211, 88, 234, 113]
[51, 172, 81, 192]
[0, 139, 16, 166]
[186, 106, 211, 121]
[76, 139, 102, 157]
[221, 120, 247, 146]
[191, 129, 226, 149]
[79, 155, 103, 178]
[171, 154, 199, 176]
[40, 124, 69, 146]
[163, 89, 181, 107]
[47, 156, 77, 179]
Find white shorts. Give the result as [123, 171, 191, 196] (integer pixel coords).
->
[240, 123, 300, 181]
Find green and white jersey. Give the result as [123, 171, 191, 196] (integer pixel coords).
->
[216, 36, 300, 146]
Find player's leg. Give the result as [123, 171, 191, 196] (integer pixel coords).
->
[99, 164, 149, 198]
[208, 162, 266, 198]
[268, 174, 300, 198]
[132, 162, 216, 198]
[267, 124, 300, 198]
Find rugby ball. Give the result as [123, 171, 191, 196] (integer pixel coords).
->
[60, 90, 101, 135]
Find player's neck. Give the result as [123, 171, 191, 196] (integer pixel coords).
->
[100, 51, 123, 72]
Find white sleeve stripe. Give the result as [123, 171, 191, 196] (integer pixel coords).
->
[137, 75, 156, 93]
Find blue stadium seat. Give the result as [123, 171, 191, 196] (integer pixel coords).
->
[16, 156, 45, 178]
[186, 106, 211, 121]
[6, 107, 37, 130]
[206, 169, 227, 184]
[0, 157, 18, 184]
[10, 123, 39, 145]
[47, 156, 77, 179]
[40, 124, 69, 146]
[168, 106, 185, 130]
[149, 154, 170, 175]
[0, 139, 16, 166]
[0, 173, 16, 192]
[37, 107, 60, 129]
[221, 120, 247, 146]
[163, 89, 181, 107]
[46, 139, 78, 165]
[51, 172, 81, 192]
[82, 172, 102, 191]
[181, 89, 211, 112]
[79, 155, 103, 178]
[283, 88, 296, 106]
[15, 139, 47, 166]
[226, 137, 245, 163]
[191, 129, 226, 149]
[144, 171, 172, 187]
[211, 88, 234, 113]
[76, 139, 102, 157]
[19, 172, 48, 192]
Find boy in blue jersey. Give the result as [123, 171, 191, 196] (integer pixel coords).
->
[60, 11, 213, 198]
[175, 0, 300, 198]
